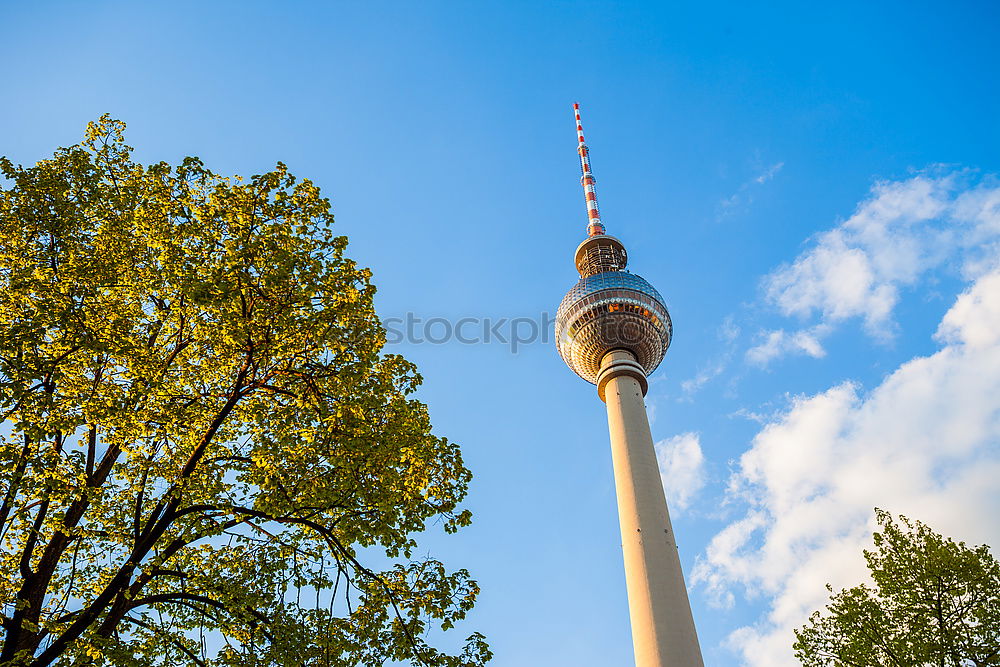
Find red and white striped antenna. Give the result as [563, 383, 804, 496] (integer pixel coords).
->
[574, 103, 607, 237]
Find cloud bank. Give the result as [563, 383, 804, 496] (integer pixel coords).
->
[698, 172, 1000, 665]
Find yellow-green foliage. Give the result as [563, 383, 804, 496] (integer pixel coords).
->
[0, 116, 489, 666]
[794, 510, 999, 666]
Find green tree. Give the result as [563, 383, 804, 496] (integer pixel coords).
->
[0, 116, 490, 666]
[794, 509, 1000, 666]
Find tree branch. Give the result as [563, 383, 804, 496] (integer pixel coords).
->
[121, 616, 206, 667]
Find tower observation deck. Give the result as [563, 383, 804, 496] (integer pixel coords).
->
[554, 104, 704, 667]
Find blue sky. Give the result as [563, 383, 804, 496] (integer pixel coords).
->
[4, 2, 1000, 664]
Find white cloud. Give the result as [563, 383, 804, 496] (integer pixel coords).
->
[719, 316, 741, 344]
[681, 317, 743, 396]
[755, 162, 784, 184]
[696, 267, 1000, 666]
[655, 432, 706, 513]
[754, 171, 1000, 362]
[746, 327, 828, 366]
[935, 270, 1000, 349]
[718, 161, 785, 219]
[680, 363, 725, 396]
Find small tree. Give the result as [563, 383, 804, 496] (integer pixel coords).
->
[794, 509, 1000, 667]
[0, 116, 490, 666]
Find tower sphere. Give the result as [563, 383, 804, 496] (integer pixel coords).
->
[556, 236, 672, 384]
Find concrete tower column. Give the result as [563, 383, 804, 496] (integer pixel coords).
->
[597, 350, 704, 667]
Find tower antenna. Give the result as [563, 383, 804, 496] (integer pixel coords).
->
[574, 103, 607, 237]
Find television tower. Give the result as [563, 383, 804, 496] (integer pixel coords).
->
[555, 104, 704, 667]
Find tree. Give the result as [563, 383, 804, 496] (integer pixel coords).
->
[0, 116, 491, 666]
[794, 509, 1000, 667]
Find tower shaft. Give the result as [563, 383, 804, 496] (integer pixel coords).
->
[598, 351, 704, 667]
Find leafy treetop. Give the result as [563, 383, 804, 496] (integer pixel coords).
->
[0, 115, 490, 666]
[794, 509, 999, 667]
